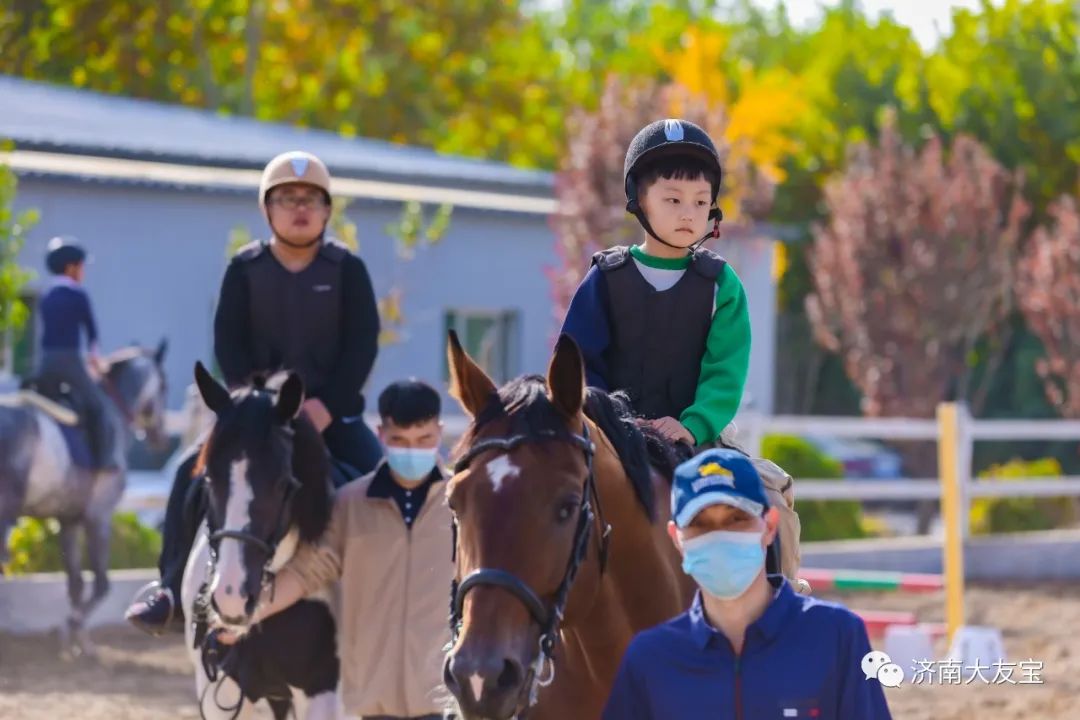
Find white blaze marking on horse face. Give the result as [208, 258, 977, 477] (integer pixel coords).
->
[212, 458, 254, 620]
[469, 673, 484, 703]
[485, 456, 519, 493]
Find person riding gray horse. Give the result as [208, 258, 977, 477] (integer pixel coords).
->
[35, 236, 116, 472]
[0, 336, 169, 657]
[126, 150, 383, 633]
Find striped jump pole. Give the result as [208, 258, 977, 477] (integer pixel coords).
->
[801, 568, 944, 593]
[856, 610, 947, 639]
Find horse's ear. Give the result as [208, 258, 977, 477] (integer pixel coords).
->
[547, 334, 585, 419]
[154, 338, 168, 365]
[447, 329, 496, 418]
[195, 361, 232, 415]
[275, 372, 305, 423]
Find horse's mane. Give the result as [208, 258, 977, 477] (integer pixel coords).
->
[196, 373, 332, 543]
[583, 388, 690, 521]
[456, 375, 689, 522]
[103, 345, 146, 366]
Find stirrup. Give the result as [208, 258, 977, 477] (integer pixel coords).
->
[126, 580, 176, 636]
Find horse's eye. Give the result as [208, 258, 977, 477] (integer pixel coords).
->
[556, 499, 578, 524]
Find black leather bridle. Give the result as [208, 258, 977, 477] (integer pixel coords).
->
[448, 422, 612, 707]
[200, 424, 303, 626]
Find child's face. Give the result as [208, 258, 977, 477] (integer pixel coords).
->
[639, 175, 713, 251]
[65, 262, 85, 283]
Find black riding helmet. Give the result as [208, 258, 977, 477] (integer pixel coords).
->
[624, 119, 724, 250]
[45, 236, 88, 275]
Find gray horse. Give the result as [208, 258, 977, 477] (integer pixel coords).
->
[0, 340, 169, 656]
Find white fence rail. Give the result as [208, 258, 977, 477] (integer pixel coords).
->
[130, 403, 1080, 531]
[735, 405, 1080, 535]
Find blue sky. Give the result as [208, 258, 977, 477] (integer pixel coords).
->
[773, 0, 986, 47]
[537, 0, 994, 50]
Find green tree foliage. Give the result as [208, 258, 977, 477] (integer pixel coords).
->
[0, 143, 37, 371]
[925, 0, 1080, 213]
[5, 512, 161, 574]
[970, 457, 1079, 534]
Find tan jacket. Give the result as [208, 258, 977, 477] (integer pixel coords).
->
[286, 463, 454, 717]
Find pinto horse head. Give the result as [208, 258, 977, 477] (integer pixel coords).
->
[193, 362, 332, 629]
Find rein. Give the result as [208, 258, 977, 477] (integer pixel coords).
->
[99, 373, 135, 424]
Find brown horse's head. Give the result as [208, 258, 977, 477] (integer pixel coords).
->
[442, 331, 616, 719]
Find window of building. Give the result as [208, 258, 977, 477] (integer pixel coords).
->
[442, 309, 521, 385]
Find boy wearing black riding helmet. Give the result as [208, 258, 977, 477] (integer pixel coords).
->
[560, 119, 750, 449]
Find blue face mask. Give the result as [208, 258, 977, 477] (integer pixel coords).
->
[680, 529, 765, 600]
[385, 447, 439, 481]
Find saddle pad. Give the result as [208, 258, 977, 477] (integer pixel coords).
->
[59, 423, 94, 469]
[0, 390, 80, 426]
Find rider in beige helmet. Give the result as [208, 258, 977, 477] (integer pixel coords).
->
[258, 151, 332, 226]
[126, 150, 383, 633]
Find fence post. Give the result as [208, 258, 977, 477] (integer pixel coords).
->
[937, 402, 966, 644]
[957, 403, 974, 539]
[736, 408, 765, 457]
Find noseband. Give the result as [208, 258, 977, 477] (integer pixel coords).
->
[206, 472, 301, 587]
[206, 477, 299, 568]
[448, 422, 612, 707]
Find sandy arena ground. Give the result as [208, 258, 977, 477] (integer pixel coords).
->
[0, 582, 1077, 719]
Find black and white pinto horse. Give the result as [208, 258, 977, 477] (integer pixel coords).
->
[181, 363, 340, 720]
[0, 340, 169, 656]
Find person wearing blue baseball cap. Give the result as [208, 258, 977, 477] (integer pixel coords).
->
[603, 448, 893, 720]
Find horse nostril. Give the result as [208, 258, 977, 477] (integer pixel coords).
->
[224, 584, 234, 596]
[239, 586, 248, 599]
[497, 658, 523, 692]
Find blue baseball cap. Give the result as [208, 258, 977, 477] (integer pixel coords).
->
[671, 448, 771, 528]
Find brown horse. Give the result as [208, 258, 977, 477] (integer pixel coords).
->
[442, 332, 696, 720]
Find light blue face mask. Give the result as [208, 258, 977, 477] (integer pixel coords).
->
[680, 529, 765, 600]
[385, 446, 439, 481]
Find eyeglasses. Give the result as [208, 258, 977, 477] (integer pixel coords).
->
[269, 195, 328, 210]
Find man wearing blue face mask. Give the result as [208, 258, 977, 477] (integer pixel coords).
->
[603, 448, 893, 720]
[217, 378, 452, 720]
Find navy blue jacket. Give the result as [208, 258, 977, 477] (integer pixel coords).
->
[39, 278, 98, 352]
[603, 578, 893, 720]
